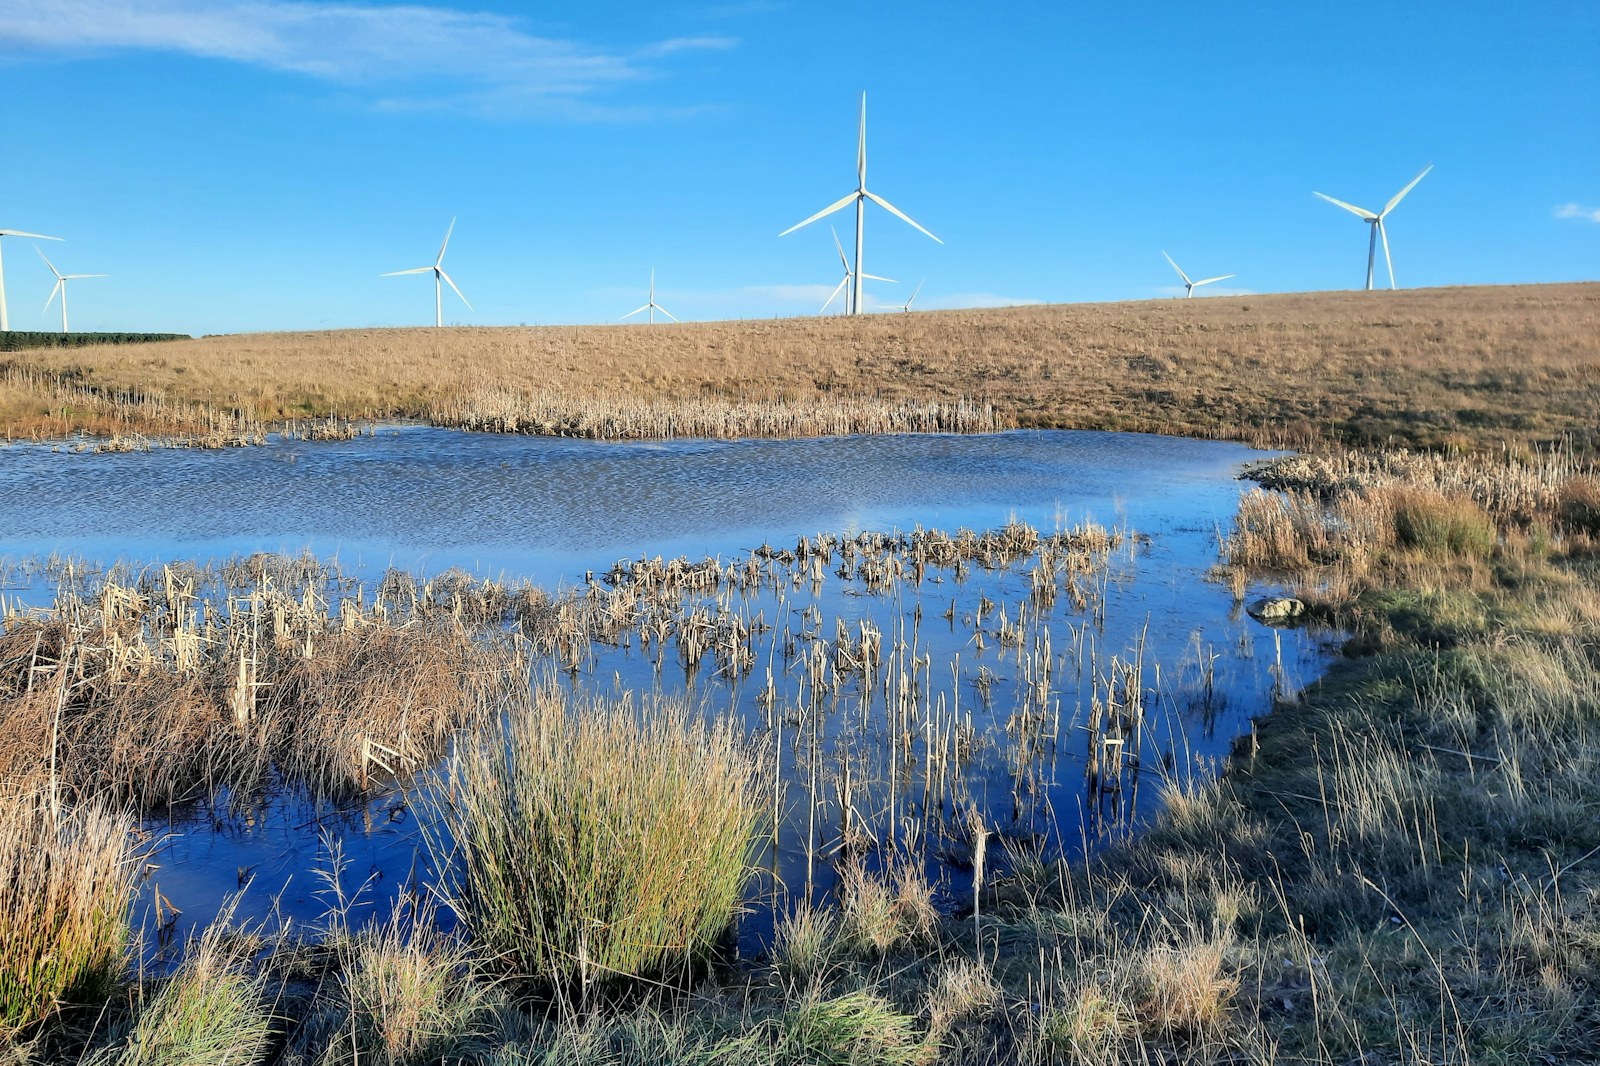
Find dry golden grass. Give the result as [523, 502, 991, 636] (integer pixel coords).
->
[3, 282, 1596, 450]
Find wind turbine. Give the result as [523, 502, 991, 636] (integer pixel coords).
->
[900, 279, 924, 313]
[0, 227, 62, 331]
[822, 226, 894, 314]
[1314, 164, 1432, 290]
[780, 92, 940, 316]
[37, 245, 105, 333]
[1162, 252, 1236, 298]
[382, 217, 471, 327]
[621, 269, 677, 323]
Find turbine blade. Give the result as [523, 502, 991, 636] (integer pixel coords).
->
[622, 305, 649, 319]
[821, 277, 848, 314]
[1192, 274, 1237, 287]
[436, 217, 457, 265]
[438, 268, 472, 310]
[831, 226, 850, 270]
[1382, 163, 1432, 217]
[1161, 251, 1191, 286]
[863, 190, 942, 244]
[657, 305, 679, 323]
[1379, 220, 1396, 289]
[33, 245, 63, 279]
[0, 230, 63, 241]
[1313, 191, 1379, 220]
[857, 91, 867, 186]
[779, 191, 858, 237]
[905, 279, 924, 308]
[44, 281, 61, 310]
[382, 267, 433, 276]
[861, 273, 897, 283]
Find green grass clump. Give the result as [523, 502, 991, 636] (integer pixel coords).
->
[431, 683, 768, 993]
[0, 788, 136, 1037]
[776, 989, 931, 1066]
[83, 921, 273, 1066]
[1389, 487, 1498, 558]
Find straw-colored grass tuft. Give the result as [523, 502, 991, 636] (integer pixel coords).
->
[0, 787, 136, 1037]
[430, 683, 769, 992]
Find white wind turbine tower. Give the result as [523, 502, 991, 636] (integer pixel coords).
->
[382, 218, 471, 327]
[821, 226, 894, 314]
[0, 227, 62, 331]
[1162, 251, 1236, 298]
[37, 245, 105, 333]
[781, 92, 940, 316]
[621, 269, 677, 323]
[1314, 164, 1433, 290]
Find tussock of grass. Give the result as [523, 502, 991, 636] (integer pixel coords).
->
[836, 858, 938, 956]
[777, 988, 932, 1066]
[286, 904, 506, 1066]
[83, 920, 274, 1066]
[430, 683, 768, 992]
[0, 787, 135, 1038]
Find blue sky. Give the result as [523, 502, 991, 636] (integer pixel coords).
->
[0, 1, 1595, 335]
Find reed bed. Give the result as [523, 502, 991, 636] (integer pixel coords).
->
[431, 387, 1002, 440]
[0, 562, 522, 808]
[6, 282, 1597, 452]
[0, 787, 137, 1037]
[429, 683, 769, 996]
[0, 365, 264, 447]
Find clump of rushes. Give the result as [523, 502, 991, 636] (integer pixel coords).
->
[0, 786, 136, 1037]
[430, 683, 768, 994]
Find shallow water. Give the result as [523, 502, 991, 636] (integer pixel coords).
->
[0, 427, 1332, 958]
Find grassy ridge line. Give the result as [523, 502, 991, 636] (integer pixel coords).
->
[2, 282, 1597, 451]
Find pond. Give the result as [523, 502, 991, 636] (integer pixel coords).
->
[0, 426, 1334, 958]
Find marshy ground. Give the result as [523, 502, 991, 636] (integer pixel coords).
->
[2, 284, 1598, 1063]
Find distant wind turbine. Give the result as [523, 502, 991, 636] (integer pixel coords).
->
[781, 92, 940, 316]
[900, 279, 924, 313]
[1314, 164, 1433, 290]
[382, 218, 471, 327]
[0, 227, 62, 331]
[622, 269, 677, 324]
[822, 226, 894, 314]
[37, 245, 105, 333]
[1162, 252, 1236, 298]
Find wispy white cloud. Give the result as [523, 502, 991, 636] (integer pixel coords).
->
[1554, 203, 1600, 223]
[0, 1, 735, 118]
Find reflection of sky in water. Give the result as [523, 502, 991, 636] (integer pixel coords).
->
[1, 428, 1334, 960]
[6, 427, 1264, 586]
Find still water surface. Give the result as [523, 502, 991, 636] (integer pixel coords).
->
[0, 427, 1331, 956]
